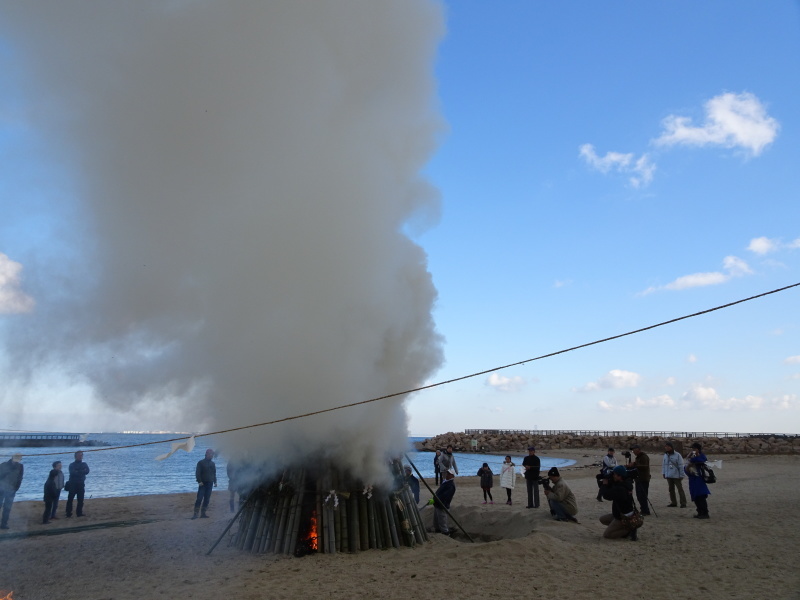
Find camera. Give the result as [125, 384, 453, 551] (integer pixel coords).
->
[621, 450, 632, 460]
[537, 476, 552, 491]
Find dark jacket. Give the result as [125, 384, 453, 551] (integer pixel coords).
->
[0, 460, 24, 491]
[477, 467, 494, 488]
[196, 458, 217, 484]
[68, 460, 90, 485]
[632, 452, 651, 481]
[433, 478, 456, 510]
[601, 478, 635, 519]
[406, 474, 420, 503]
[522, 454, 540, 480]
[44, 469, 60, 501]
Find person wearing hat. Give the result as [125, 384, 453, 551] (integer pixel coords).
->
[627, 444, 651, 516]
[599, 465, 639, 540]
[685, 442, 711, 519]
[522, 446, 541, 508]
[0, 453, 24, 530]
[661, 441, 686, 508]
[543, 467, 578, 522]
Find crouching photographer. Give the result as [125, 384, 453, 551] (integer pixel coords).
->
[599, 465, 643, 541]
[543, 467, 578, 523]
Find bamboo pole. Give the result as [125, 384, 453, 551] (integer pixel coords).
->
[367, 494, 377, 549]
[284, 470, 305, 555]
[378, 495, 392, 549]
[358, 489, 369, 551]
[384, 496, 400, 549]
[272, 487, 291, 554]
[258, 492, 278, 554]
[349, 491, 360, 553]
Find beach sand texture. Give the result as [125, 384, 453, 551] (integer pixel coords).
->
[1, 450, 798, 600]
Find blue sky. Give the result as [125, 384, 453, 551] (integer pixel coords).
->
[1, 2, 799, 436]
[406, 1, 800, 435]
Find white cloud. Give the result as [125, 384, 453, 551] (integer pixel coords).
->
[687, 355, 697, 363]
[0, 253, 35, 314]
[598, 394, 676, 412]
[772, 394, 799, 410]
[784, 356, 800, 365]
[579, 144, 656, 188]
[665, 376, 676, 386]
[639, 255, 752, 295]
[748, 236, 800, 255]
[576, 369, 641, 392]
[486, 372, 526, 393]
[722, 255, 752, 276]
[655, 92, 779, 156]
[748, 236, 779, 255]
[553, 279, 572, 289]
[681, 383, 769, 410]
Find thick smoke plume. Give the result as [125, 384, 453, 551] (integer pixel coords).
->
[2, 2, 444, 481]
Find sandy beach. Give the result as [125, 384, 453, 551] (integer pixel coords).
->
[1, 449, 798, 600]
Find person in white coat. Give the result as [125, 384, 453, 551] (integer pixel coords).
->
[500, 456, 517, 505]
[661, 441, 687, 508]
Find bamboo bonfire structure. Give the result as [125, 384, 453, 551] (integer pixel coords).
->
[230, 459, 427, 555]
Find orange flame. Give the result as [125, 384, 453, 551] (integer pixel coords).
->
[0, 591, 13, 600]
[304, 510, 319, 551]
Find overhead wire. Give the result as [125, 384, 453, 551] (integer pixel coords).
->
[13, 281, 800, 458]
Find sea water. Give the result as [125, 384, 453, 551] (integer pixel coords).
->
[3, 433, 575, 502]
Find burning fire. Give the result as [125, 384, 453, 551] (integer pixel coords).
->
[304, 510, 319, 551]
[0, 591, 13, 600]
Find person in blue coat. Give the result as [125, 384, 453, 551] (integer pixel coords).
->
[685, 442, 711, 519]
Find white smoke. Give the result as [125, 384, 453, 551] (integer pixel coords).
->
[1, 1, 445, 482]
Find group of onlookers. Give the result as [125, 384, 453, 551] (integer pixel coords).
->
[425, 440, 713, 541]
[0, 450, 90, 530]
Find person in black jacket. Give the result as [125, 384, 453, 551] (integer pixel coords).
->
[65, 450, 90, 518]
[192, 448, 217, 519]
[599, 465, 638, 541]
[477, 462, 494, 504]
[0, 453, 24, 530]
[522, 447, 541, 508]
[43, 466, 61, 524]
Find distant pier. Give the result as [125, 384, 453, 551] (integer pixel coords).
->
[0, 433, 83, 448]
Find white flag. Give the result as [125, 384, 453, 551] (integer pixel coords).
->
[155, 435, 196, 461]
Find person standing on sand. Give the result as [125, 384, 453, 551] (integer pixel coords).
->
[685, 442, 711, 519]
[627, 445, 651, 516]
[439, 445, 458, 478]
[522, 446, 541, 508]
[43, 464, 60, 524]
[433, 449, 442, 485]
[500, 455, 517, 505]
[477, 462, 494, 504]
[49, 460, 64, 520]
[65, 450, 89, 518]
[662, 441, 686, 508]
[0, 453, 24, 530]
[193, 448, 217, 519]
